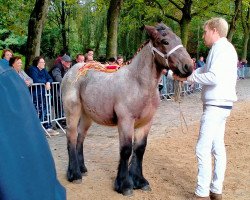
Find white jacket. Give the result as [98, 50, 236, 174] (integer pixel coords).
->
[187, 37, 238, 106]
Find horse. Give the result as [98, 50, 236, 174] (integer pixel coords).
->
[61, 22, 193, 196]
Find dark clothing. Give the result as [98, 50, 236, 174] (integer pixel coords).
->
[28, 65, 52, 96]
[0, 62, 66, 200]
[196, 60, 205, 69]
[28, 65, 53, 84]
[49, 62, 68, 121]
[50, 62, 68, 83]
[28, 65, 53, 129]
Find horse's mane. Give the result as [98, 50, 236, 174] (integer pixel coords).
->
[124, 40, 150, 65]
[155, 23, 172, 36]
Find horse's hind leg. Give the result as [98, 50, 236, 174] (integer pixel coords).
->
[114, 118, 134, 196]
[76, 113, 92, 175]
[65, 100, 82, 183]
[129, 121, 152, 191]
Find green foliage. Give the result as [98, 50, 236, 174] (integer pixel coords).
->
[0, 0, 249, 61]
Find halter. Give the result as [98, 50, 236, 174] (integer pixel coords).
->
[150, 42, 183, 68]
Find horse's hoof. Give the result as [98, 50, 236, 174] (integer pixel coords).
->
[72, 179, 82, 184]
[122, 189, 133, 197]
[141, 185, 151, 191]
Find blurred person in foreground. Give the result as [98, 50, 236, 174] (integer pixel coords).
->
[0, 60, 66, 200]
[173, 17, 238, 200]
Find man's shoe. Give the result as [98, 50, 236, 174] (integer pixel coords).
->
[210, 192, 222, 200]
[194, 194, 210, 200]
[188, 194, 210, 200]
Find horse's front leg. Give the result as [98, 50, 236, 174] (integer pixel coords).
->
[115, 118, 134, 196]
[76, 114, 92, 175]
[129, 121, 152, 191]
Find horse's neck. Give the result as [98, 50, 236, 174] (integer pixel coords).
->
[127, 43, 162, 87]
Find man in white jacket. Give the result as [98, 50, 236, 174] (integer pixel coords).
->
[174, 18, 238, 200]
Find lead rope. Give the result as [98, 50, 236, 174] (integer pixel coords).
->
[174, 80, 189, 134]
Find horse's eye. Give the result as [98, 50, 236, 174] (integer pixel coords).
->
[161, 39, 169, 45]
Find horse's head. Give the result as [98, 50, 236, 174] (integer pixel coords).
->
[145, 23, 193, 78]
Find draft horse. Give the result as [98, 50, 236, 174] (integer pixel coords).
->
[61, 23, 193, 196]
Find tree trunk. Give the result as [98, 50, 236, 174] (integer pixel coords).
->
[61, 1, 68, 52]
[106, 0, 123, 59]
[25, 0, 49, 70]
[227, 0, 242, 42]
[179, 0, 192, 47]
[180, 17, 191, 47]
[241, 5, 250, 60]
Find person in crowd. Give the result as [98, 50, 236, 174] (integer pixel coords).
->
[72, 53, 85, 66]
[116, 55, 124, 67]
[192, 57, 197, 70]
[50, 54, 72, 129]
[173, 17, 238, 200]
[105, 57, 119, 70]
[50, 54, 72, 83]
[158, 69, 168, 99]
[0, 49, 13, 66]
[54, 49, 69, 65]
[238, 59, 247, 79]
[9, 56, 33, 87]
[0, 58, 66, 200]
[196, 56, 205, 69]
[28, 56, 59, 136]
[85, 48, 94, 62]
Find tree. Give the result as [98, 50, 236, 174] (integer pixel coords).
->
[25, 0, 49, 70]
[241, 1, 250, 60]
[227, 0, 242, 42]
[106, 0, 123, 59]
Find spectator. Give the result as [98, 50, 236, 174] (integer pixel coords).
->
[106, 57, 119, 70]
[72, 53, 85, 66]
[192, 57, 197, 70]
[196, 56, 205, 69]
[54, 49, 68, 65]
[159, 69, 168, 99]
[174, 17, 238, 200]
[116, 55, 124, 67]
[239, 59, 247, 79]
[28, 56, 59, 136]
[85, 48, 94, 62]
[50, 54, 72, 83]
[0, 49, 13, 66]
[9, 56, 33, 87]
[0, 58, 66, 200]
[50, 54, 72, 129]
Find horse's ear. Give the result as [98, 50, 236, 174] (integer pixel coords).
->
[144, 25, 161, 42]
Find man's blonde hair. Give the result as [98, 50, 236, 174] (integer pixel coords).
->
[204, 17, 228, 37]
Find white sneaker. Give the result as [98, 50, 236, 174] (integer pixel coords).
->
[46, 128, 60, 136]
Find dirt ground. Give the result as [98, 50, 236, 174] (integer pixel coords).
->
[48, 79, 250, 200]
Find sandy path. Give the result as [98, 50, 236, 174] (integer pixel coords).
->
[48, 79, 250, 200]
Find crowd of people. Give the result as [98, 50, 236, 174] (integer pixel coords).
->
[0, 48, 125, 135]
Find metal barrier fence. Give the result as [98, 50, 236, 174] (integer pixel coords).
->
[160, 76, 202, 100]
[29, 82, 66, 137]
[30, 79, 202, 136]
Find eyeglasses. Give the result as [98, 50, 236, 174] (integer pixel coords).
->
[39, 61, 45, 63]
